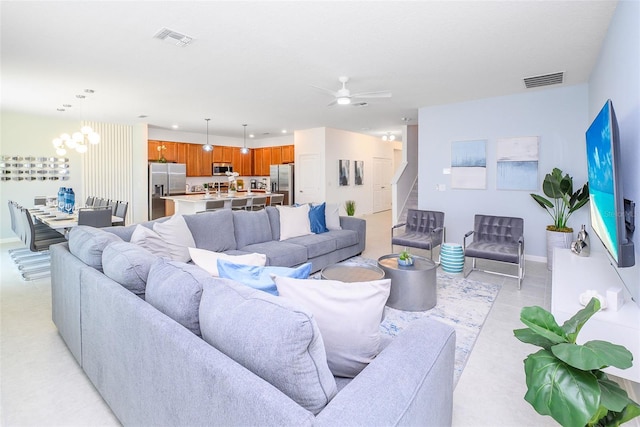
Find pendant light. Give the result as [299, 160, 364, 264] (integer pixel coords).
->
[203, 118, 213, 152]
[240, 124, 250, 154]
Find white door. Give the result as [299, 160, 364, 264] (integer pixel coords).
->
[297, 154, 322, 204]
[372, 157, 392, 212]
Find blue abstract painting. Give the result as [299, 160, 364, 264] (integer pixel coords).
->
[451, 140, 486, 189]
[496, 137, 539, 190]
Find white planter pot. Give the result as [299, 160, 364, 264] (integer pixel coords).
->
[546, 229, 573, 270]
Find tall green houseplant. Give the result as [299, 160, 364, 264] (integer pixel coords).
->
[514, 298, 640, 427]
[530, 167, 589, 232]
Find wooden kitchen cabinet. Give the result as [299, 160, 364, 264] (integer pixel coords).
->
[175, 142, 188, 164]
[282, 145, 294, 163]
[148, 140, 160, 161]
[200, 149, 213, 176]
[252, 148, 270, 176]
[261, 148, 272, 176]
[213, 146, 233, 163]
[271, 146, 282, 165]
[186, 143, 201, 176]
[232, 147, 252, 176]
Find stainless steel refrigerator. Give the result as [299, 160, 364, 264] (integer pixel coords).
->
[270, 164, 294, 205]
[149, 163, 186, 220]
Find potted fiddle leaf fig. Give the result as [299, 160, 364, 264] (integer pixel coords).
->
[514, 298, 640, 427]
[530, 167, 589, 269]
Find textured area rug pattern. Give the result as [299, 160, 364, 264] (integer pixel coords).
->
[325, 256, 501, 386]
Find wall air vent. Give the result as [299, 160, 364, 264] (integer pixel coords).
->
[523, 72, 564, 89]
[153, 27, 194, 47]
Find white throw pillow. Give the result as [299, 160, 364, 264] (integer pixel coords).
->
[325, 203, 342, 230]
[188, 247, 267, 276]
[130, 225, 171, 258]
[277, 204, 312, 240]
[274, 276, 391, 378]
[153, 215, 196, 263]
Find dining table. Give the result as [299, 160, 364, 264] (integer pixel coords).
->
[30, 206, 123, 231]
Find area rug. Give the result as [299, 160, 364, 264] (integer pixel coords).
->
[317, 256, 501, 387]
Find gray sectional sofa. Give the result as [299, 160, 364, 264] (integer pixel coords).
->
[50, 207, 456, 426]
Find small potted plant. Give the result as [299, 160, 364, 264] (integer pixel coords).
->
[514, 298, 640, 427]
[530, 167, 589, 269]
[398, 248, 414, 266]
[345, 200, 356, 216]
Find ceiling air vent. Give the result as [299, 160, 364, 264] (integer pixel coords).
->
[153, 27, 194, 47]
[523, 72, 564, 89]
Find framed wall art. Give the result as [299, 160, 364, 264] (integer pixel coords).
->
[354, 160, 364, 185]
[339, 159, 350, 186]
[496, 136, 539, 190]
[450, 139, 486, 189]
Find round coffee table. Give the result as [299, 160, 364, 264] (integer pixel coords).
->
[377, 254, 437, 311]
[320, 261, 385, 283]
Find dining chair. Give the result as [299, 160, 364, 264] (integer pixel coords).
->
[112, 201, 128, 225]
[249, 196, 267, 211]
[269, 194, 284, 206]
[85, 196, 95, 207]
[230, 198, 248, 210]
[78, 207, 112, 228]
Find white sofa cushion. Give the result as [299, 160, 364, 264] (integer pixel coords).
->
[188, 247, 266, 277]
[274, 276, 391, 377]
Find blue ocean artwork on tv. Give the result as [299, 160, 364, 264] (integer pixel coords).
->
[586, 104, 618, 259]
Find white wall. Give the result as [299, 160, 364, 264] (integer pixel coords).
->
[148, 127, 294, 148]
[418, 84, 589, 260]
[325, 128, 395, 216]
[0, 111, 83, 241]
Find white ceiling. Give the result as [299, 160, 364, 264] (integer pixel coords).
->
[0, 1, 617, 141]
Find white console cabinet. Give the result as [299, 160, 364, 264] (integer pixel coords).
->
[551, 248, 640, 383]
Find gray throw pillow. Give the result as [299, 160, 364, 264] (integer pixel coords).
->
[199, 277, 337, 415]
[102, 241, 158, 296]
[232, 209, 273, 248]
[145, 258, 211, 336]
[68, 225, 123, 272]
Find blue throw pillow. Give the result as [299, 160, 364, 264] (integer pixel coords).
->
[217, 259, 312, 295]
[309, 202, 328, 234]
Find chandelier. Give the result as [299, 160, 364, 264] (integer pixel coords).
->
[52, 124, 100, 155]
[51, 90, 100, 155]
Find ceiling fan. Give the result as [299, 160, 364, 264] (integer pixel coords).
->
[312, 76, 392, 106]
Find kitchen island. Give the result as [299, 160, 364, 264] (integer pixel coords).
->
[162, 192, 272, 215]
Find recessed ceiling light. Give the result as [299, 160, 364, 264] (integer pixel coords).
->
[172, 124, 179, 129]
[249, 134, 255, 138]
[282, 129, 287, 134]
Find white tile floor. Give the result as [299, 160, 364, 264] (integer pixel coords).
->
[0, 210, 632, 426]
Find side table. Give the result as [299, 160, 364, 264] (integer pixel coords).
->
[377, 254, 437, 311]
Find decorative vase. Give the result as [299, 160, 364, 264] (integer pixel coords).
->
[546, 229, 573, 270]
[398, 257, 414, 267]
[440, 243, 464, 274]
[571, 224, 590, 257]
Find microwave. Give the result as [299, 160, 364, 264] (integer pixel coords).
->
[212, 163, 233, 175]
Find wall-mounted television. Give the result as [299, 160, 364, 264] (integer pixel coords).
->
[585, 99, 635, 268]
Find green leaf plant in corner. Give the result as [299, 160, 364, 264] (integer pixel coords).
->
[514, 298, 640, 427]
[530, 167, 589, 232]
